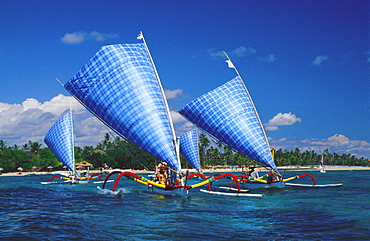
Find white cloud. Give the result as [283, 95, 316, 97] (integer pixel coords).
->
[170, 110, 187, 124]
[61, 31, 118, 44]
[265, 112, 301, 131]
[265, 126, 279, 131]
[269, 134, 370, 159]
[301, 134, 353, 148]
[0, 94, 104, 148]
[61, 32, 86, 44]
[232, 46, 257, 57]
[312, 55, 329, 65]
[165, 89, 183, 99]
[22, 98, 41, 110]
[2, 95, 369, 159]
[208, 49, 224, 58]
[300, 134, 370, 158]
[0, 94, 188, 149]
[258, 54, 277, 63]
[177, 121, 196, 133]
[74, 116, 109, 147]
[327, 134, 351, 146]
[208, 46, 257, 58]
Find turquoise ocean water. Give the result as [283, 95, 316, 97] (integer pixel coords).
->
[0, 170, 369, 240]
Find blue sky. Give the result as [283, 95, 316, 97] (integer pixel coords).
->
[0, 0, 369, 159]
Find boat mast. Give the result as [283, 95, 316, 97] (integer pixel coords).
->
[195, 127, 202, 172]
[223, 51, 272, 154]
[138, 31, 182, 170]
[69, 98, 76, 175]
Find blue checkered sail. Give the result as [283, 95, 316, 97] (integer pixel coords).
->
[44, 112, 75, 173]
[64, 43, 180, 172]
[180, 129, 201, 172]
[179, 77, 277, 171]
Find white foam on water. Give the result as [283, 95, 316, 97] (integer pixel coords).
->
[96, 186, 130, 197]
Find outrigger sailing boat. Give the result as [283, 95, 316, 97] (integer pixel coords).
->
[58, 32, 257, 197]
[42, 111, 92, 184]
[179, 52, 342, 190]
[179, 129, 201, 173]
[178, 53, 285, 189]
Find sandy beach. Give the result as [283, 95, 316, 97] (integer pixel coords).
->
[1, 166, 369, 177]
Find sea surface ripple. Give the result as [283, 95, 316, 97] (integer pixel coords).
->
[0, 170, 369, 240]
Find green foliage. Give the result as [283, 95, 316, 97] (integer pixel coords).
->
[0, 135, 368, 173]
[0, 149, 31, 172]
[36, 148, 60, 168]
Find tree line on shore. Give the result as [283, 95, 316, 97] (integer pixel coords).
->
[0, 133, 368, 173]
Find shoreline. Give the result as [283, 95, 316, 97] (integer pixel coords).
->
[0, 166, 369, 177]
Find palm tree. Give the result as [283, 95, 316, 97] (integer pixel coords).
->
[22, 143, 29, 150]
[30, 141, 42, 154]
[199, 133, 210, 168]
[102, 133, 111, 150]
[11, 144, 20, 150]
[214, 139, 224, 152]
[199, 133, 210, 149]
[0, 140, 6, 151]
[222, 145, 234, 167]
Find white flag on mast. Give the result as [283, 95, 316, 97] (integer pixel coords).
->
[226, 59, 235, 68]
[137, 32, 143, 40]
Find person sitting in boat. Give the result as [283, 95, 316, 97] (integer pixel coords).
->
[155, 161, 168, 185]
[84, 171, 90, 179]
[267, 170, 282, 184]
[76, 169, 81, 179]
[249, 166, 259, 179]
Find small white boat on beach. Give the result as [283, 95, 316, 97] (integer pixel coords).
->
[319, 155, 326, 173]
